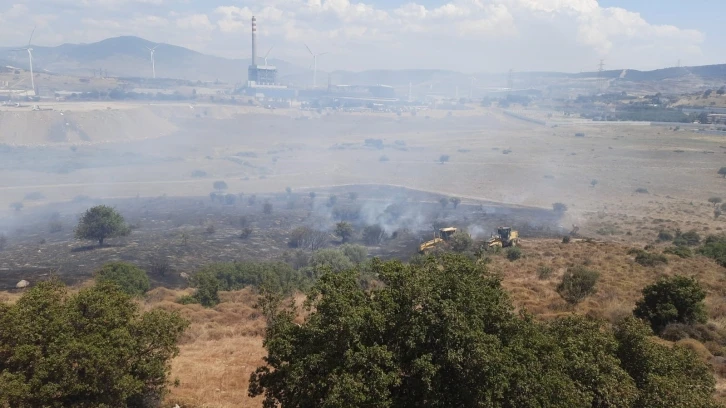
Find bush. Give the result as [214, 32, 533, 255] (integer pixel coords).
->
[506, 246, 522, 261]
[49, 221, 63, 233]
[176, 295, 198, 305]
[557, 265, 600, 304]
[674, 230, 700, 247]
[0, 280, 188, 407]
[149, 257, 171, 277]
[449, 232, 473, 253]
[664, 246, 692, 258]
[334, 222, 354, 243]
[240, 227, 253, 239]
[698, 235, 726, 267]
[205, 224, 216, 234]
[248, 194, 257, 205]
[634, 275, 707, 333]
[213, 180, 228, 191]
[719, 167, 726, 178]
[339, 244, 368, 265]
[562, 236, 571, 244]
[309, 249, 355, 275]
[191, 169, 207, 178]
[537, 265, 553, 279]
[552, 202, 568, 213]
[192, 271, 220, 307]
[327, 195, 338, 208]
[95, 262, 150, 297]
[439, 197, 449, 208]
[362, 225, 386, 245]
[348, 192, 358, 200]
[439, 154, 450, 164]
[709, 197, 723, 206]
[657, 230, 674, 242]
[631, 250, 668, 267]
[263, 202, 273, 214]
[75, 205, 131, 246]
[635, 188, 649, 194]
[224, 194, 236, 205]
[196, 261, 307, 295]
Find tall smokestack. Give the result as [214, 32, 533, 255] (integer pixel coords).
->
[251, 16, 257, 66]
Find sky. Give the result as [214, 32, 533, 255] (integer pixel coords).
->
[0, 0, 723, 73]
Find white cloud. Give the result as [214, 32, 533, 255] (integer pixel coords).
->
[0, 0, 711, 72]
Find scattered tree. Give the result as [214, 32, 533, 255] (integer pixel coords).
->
[285, 186, 292, 195]
[224, 194, 236, 205]
[327, 195, 338, 208]
[552, 202, 568, 213]
[309, 191, 316, 200]
[657, 230, 674, 242]
[239, 227, 253, 239]
[439, 154, 450, 164]
[506, 246, 522, 261]
[449, 197, 461, 209]
[334, 222, 354, 243]
[95, 262, 150, 297]
[149, 257, 171, 277]
[633, 275, 707, 334]
[213, 180, 228, 191]
[698, 234, 726, 267]
[635, 188, 649, 194]
[348, 192, 358, 201]
[339, 244, 368, 265]
[673, 229, 700, 247]
[263, 202, 273, 214]
[248, 194, 257, 205]
[75, 205, 131, 246]
[49, 221, 63, 233]
[0, 280, 187, 407]
[590, 179, 598, 187]
[10, 202, 23, 212]
[0, 234, 6, 251]
[557, 265, 600, 304]
[708, 197, 722, 207]
[718, 167, 726, 178]
[439, 197, 449, 209]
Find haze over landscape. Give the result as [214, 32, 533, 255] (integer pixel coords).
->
[2, 1, 726, 407]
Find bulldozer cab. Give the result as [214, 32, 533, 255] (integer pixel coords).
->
[497, 227, 511, 241]
[439, 227, 457, 241]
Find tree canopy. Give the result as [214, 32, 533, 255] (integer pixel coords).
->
[95, 261, 150, 297]
[634, 275, 708, 333]
[0, 280, 187, 407]
[249, 254, 719, 408]
[74, 205, 131, 246]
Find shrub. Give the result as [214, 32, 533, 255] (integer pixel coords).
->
[191, 169, 207, 178]
[192, 271, 220, 307]
[657, 230, 674, 242]
[719, 167, 726, 178]
[95, 262, 150, 297]
[552, 202, 568, 213]
[149, 257, 171, 277]
[24, 191, 45, 200]
[562, 236, 571, 244]
[196, 261, 307, 295]
[439, 154, 450, 164]
[334, 222, 354, 243]
[75, 205, 131, 246]
[49, 221, 63, 233]
[634, 275, 707, 333]
[205, 224, 216, 234]
[176, 295, 197, 305]
[309, 249, 355, 275]
[439, 197, 449, 208]
[362, 225, 385, 245]
[632, 250, 668, 267]
[289, 226, 313, 248]
[663, 246, 692, 258]
[263, 202, 273, 214]
[309, 191, 316, 200]
[674, 230, 700, 247]
[213, 180, 228, 191]
[635, 188, 649, 194]
[537, 265, 553, 279]
[248, 194, 257, 205]
[327, 195, 338, 208]
[708, 197, 722, 206]
[698, 235, 726, 267]
[239, 228, 253, 239]
[557, 265, 600, 304]
[0, 280, 188, 407]
[506, 246, 522, 261]
[449, 232, 473, 253]
[339, 244, 368, 265]
[348, 192, 358, 201]
[224, 194, 236, 205]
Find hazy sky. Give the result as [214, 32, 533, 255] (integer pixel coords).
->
[0, 0, 722, 73]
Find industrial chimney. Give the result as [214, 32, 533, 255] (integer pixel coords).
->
[251, 16, 257, 67]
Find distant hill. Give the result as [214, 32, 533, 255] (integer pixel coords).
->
[0, 36, 303, 83]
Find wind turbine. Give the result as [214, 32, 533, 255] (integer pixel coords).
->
[263, 45, 274, 66]
[15, 27, 35, 94]
[145, 44, 159, 78]
[304, 44, 328, 88]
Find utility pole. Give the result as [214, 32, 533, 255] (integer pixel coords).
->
[506, 69, 514, 98]
[597, 59, 606, 93]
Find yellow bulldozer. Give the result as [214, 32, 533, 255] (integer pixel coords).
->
[486, 226, 519, 248]
[419, 227, 458, 254]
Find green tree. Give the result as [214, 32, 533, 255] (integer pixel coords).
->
[699, 234, 726, 267]
[309, 248, 354, 275]
[192, 271, 220, 307]
[362, 225, 385, 245]
[263, 202, 273, 214]
[339, 244, 368, 264]
[439, 154, 450, 164]
[250, 255, 720, 408]
[0, 280, 187, 407]
[439, 197, 449, 208]
[614, 317, 718, 408]
[449, 197, 461, 209]
[557, 265, 600, 304]
[719, 167, 726, 178]
[334, 221, 354, 243]
[553, 202, 568, 213]
[75, 205, 131, 246]
[95, 261, 150, 297]
[634, 275, 707, 333]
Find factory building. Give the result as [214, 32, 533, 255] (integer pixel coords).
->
[247, 16, 278, 86]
